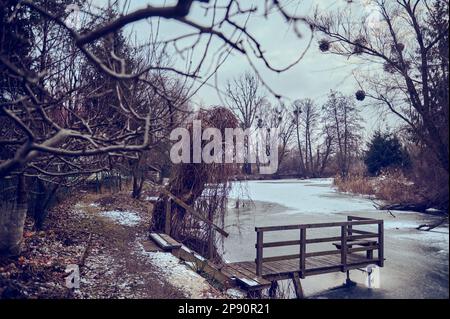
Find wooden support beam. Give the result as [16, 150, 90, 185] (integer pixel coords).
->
[378, 221, 384, 267]
[345, 270, 356, 287]
[341, 225, 348, 272]
[155, 185, 229, 237]
[291, 272, 304, 299]
[269, 281, 278, 298]
[164, 198, 171, 235]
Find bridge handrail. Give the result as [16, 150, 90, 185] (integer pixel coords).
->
[254, 216, 384, 276]
[255, 217, 382, 233]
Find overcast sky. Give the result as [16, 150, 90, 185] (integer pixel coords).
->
[89, 0, 395, 139]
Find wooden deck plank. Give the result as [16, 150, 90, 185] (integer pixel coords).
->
[223, 263, 271, 290]
[219, 266, 241, 287]
[233, 264, 271, 284]
[229, 253, 375, 279]
[238, 261, 278, 276]
[240, 261, 282, 277]
[230, 264, 260, 280]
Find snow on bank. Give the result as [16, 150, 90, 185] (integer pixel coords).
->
[99, 210, 141, 226]
[134, 241, 222, 298]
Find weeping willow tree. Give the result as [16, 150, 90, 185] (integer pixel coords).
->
[151, 107, 239, 261]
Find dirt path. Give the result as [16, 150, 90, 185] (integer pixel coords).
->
[1, 191, 226, 299]
[72, 193, 225, 299]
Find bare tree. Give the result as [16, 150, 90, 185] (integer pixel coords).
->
[1, 0, 313, 255]
[318, 124, 334, 176]
[312, 0, 449, 174]
[291, 100, 306, 177]
[322, 91, 363, 177]
[226, 72, 266, 174]
[297, 99, 320, 176]
[256, 101, 295, 172]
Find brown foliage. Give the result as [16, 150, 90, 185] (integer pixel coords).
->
[334, 169, 425, 206]
[151, 107, 239, 260]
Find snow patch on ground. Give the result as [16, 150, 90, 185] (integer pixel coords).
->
[99, 210, 141, 226]
[226, 288, 246, 299]
[134, 241, 221, 298]
[384, 220, 421, 229]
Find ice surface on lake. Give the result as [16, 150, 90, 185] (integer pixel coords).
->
[229, 178, 375, 214]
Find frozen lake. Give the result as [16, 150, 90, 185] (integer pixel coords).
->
[222, 178, 449, 299]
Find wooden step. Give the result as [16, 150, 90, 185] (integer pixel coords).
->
[149, 233, 182, 251]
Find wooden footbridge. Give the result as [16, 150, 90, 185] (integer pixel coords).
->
[149, 184, 384, 298]
[149, 214, 385, 298]
[222, 216, 384, 298]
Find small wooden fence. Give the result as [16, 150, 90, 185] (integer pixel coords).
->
[255, 216, 384, 277]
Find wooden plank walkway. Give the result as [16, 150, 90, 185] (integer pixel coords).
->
[231, 253, 377, 281]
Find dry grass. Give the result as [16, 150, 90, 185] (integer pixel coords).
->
[333, 174, 375, 196]
[334, 169, 423, 204]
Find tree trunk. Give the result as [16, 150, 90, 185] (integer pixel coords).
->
[132, 153, 145, 199]
[243, 137, 252, 175]
[0, 175, 27, 257]
[296, 122, 306, 177]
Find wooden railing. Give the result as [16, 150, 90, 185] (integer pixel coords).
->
[254, 216, 384, 277]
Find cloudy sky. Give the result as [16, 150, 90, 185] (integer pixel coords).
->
[89, 0, 394, 138]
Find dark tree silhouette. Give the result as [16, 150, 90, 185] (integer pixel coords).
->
[364, 131, 410, 176]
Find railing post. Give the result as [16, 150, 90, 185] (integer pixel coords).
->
[347, 216, 353, 239]
[164, 198, 171, 235]
[299, 228, 306, 279]
[378, 221, 384, 267]
[341, 225, 348, 272]
[256, 231, 263, 276]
